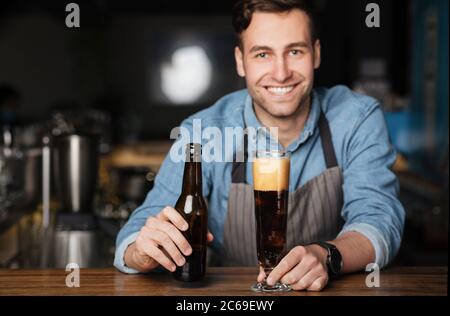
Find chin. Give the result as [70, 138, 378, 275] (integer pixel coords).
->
[266, 97, 305, 116]
[260, 104, 298, 118]
[270, 109, 299, 118]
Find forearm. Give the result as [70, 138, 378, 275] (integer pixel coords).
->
[328, 231, 375, 274]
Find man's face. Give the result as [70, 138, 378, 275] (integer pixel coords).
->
[234, 9, 321, 119]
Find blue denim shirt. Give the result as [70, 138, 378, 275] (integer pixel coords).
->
[114, 85, 405, 273]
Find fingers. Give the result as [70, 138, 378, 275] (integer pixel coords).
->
[267, 246, 305, 286]
[137, 237, 176, 272]
[157, 206, 189, 231]
[146, 216, 192, 256]
[291, 265, 328, 291]
[265, 246, 328, 291]
[137, 206, 214, 273]
[307, 276, 328, 291]
[145, 228, 186, 267]
[157, 206, 213, 246]
[280, 253, 319, 285]
[126, 242, 159, 272]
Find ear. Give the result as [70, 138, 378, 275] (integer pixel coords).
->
[234, 46, 246, 77]
[313, 39, 321, 69]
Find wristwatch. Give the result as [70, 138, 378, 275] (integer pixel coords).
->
[311, 242, 343, 279]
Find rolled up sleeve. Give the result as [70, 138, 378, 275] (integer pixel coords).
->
[340, 102, 405, 269]
[114, 232, 140, 273]
[338, 222, 390, 268]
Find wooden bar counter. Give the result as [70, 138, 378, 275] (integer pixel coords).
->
[0, 266, 446, 296]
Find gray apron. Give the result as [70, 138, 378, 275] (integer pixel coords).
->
[222, 110, 344, 266]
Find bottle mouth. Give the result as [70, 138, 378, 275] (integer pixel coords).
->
[187, 142, 202, 151]
[186, 143, 202, 162]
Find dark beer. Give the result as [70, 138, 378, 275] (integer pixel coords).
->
[173, 143, 208, 282]
[254, 190, 288, 269]
[253, 153, 290, 278]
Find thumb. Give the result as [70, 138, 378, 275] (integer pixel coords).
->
[207, 231, 214, 243]
[257, 266, 266, 282]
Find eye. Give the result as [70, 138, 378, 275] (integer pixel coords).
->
[255, 52, 268, 59]
[290, 49, 303, 56]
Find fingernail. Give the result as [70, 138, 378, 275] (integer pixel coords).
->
[182, 223, 188, 231]
[266, 277, 273, 285]
[185, 247, 192, 255]
[171, 265, 176, 272]
[178, 258, 185, 266]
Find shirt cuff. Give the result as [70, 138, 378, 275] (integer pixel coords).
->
[114, 232, 140, 274]
[338, 222, 390, 269]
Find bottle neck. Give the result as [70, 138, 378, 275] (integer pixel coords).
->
[182, 161, 202, 195]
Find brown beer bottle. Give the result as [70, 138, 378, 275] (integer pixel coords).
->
[173, 143, 208, 282]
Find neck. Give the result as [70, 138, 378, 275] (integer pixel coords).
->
[253, 95, 312, 148]
[182, 161, 202, 195]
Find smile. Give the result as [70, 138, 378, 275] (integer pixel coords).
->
[265, 84, 298, 96]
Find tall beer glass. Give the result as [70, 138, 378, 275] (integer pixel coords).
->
[252, 149, 291, 292]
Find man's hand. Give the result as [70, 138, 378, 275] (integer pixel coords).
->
[256, 244, 329, 291]
[124, 206, 214, 273]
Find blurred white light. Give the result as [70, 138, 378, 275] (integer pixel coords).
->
[161, 46, 212, 104]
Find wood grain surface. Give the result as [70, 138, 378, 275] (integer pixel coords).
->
[0, 266, 446, 296]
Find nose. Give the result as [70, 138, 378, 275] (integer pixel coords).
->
[271, 56, 292, 82]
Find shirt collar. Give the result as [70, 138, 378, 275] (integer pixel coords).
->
[243, 89, 322, 152]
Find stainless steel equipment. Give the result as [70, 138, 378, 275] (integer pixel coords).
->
[53, 213, 100, 268]
[52, 133, 99, 213]
[50, 133, 102, 268]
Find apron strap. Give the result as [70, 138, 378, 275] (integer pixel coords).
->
[231, 109, 338, 183]
[231, 132, 248, 183]
[318, 111, 338, 168]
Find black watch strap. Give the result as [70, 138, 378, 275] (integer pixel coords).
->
[310, 241, 342, 279]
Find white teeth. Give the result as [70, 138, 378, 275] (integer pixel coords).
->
[267, 85, 294, 95]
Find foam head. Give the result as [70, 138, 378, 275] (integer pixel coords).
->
[253, 157, 290, 191]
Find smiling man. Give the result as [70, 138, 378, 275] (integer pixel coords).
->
[114, 0, 405, 292]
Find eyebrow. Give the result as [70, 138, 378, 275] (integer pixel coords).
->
[286, 41, 309, 49]
[248, 42, 310, 54]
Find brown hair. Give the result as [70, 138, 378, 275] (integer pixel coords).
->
[232, 0, 319, 48]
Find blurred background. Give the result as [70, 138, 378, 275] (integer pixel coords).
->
[0, 0, 448, 269]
